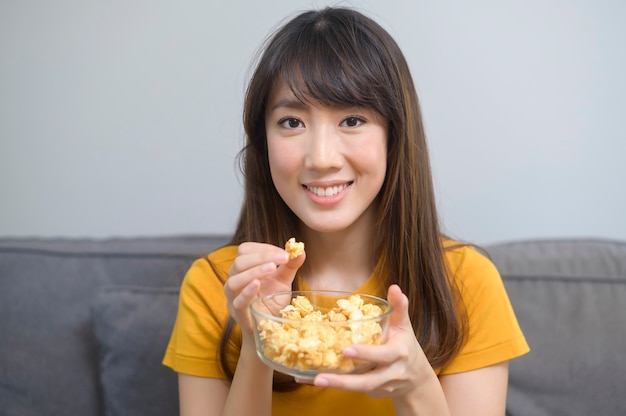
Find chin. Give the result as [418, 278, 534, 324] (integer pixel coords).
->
[301, 218, 354, 234]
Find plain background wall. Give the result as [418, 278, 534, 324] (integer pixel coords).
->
[1, 0, 625, 245]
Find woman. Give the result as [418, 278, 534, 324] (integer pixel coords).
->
[163, 7, 529, 415]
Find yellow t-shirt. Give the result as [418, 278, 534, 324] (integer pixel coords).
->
[163, 243, 529, 415]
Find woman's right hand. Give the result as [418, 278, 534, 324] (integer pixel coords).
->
[224, 241, 306, 338]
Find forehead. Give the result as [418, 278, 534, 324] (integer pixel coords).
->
[267, 79, 296, 108]
[265, 79, 321, 117]
[266, 78, 361, 114]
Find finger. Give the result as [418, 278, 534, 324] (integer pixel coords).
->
[341, 344, 397, 366]
[313, 370, 381, 392]
[387, 284, 411, 331]
[230, 244, 289, 275]
[231, 279, 261, 310]
[294, 377, 314, 385]
[274, 251, 306, 286]
[226, 243, 289, 296]
[225, 261, 278, 297]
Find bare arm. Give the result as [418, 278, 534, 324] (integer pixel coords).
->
[392, 361, 509, 415]
[440, 361, 509, 416]
[178, 342, 275, 416]
[179, 374, 228, 416]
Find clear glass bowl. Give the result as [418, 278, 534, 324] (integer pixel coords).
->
[250, 290, 392, 379]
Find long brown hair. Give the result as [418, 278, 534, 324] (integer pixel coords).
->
[217, 6, 467, 387]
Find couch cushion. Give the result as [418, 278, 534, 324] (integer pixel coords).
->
[0, 236, 229, 416]
[487, 239, 626, 416]
[92, 286, 179, 416]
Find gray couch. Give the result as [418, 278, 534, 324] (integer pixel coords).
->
[1, 236, 624, 415]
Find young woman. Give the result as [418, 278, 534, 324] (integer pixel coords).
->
[163, 7, 529, 415]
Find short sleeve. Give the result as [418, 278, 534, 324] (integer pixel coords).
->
[162, 246, 240, 378]
[438, 245, 530, 375]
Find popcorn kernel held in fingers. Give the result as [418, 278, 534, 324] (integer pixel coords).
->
[285, 238, 305, 259]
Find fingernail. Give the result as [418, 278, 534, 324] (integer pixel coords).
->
[342, 347, 357, 357]
[314, 377, 329, 387]
[275, 252, 289, 262]
[261, 262, 276, 273]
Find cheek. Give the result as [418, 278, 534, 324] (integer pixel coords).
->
[267, 139, 300, 181]
[354, 138, 387, 175]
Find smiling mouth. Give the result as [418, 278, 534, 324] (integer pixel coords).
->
[304, 182, 352, 197]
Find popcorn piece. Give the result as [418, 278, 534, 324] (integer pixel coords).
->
[291, 295, 314, 315]
[327, 309, 348, 322]
[257, 294, 385, 372]
[350, 321, 383, 344]
[285, 238, 305, 259]
[362, 303, 383, 318]
[279, 305, 302, 320]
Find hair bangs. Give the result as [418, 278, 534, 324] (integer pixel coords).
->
[275, 16, 391, 116]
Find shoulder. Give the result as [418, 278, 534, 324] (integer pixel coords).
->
[439, 239, 530, 374]
[180, 245, 238, 297]
[443, 240, 498, 282]
[205, 244, 238, 275]
[187, 245, 237, 277]
[442, 239, 506, 305]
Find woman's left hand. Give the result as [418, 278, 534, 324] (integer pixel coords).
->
[307, 284, 435, 399]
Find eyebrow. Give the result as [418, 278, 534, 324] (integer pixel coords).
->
[268, 98, 309, 113]
[268, 97, 368, 115]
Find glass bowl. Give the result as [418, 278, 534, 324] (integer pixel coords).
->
[250, 290, 392, 380]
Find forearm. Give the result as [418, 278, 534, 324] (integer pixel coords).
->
[393, 370, 451, 416]
[221, 341, 274, 416]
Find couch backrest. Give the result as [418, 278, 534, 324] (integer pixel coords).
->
[487, 239, 626, 416]
[0, 236, 230, 416]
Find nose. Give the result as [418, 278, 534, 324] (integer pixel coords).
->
[304, 125, 342, 170]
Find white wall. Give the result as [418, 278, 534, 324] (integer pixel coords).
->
[1, 0, 625, 245]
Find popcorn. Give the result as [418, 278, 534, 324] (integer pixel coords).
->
[291, 295, 314, 315]
[257, 294, 385, 372]
[285, 238, 305, 259]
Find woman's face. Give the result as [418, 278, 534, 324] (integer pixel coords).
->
[265, 80, 388, 234]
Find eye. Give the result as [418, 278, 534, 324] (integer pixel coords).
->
[341, 116, 366, 128]
[278, 117, 304, 129]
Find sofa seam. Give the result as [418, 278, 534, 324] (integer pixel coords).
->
[502, 275, 625, 284]
[0, 246, 205, 259]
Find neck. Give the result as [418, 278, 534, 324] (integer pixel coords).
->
[299, 214, 378, 292]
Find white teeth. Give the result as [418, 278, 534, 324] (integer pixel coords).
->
[307, 184, 347, 197]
